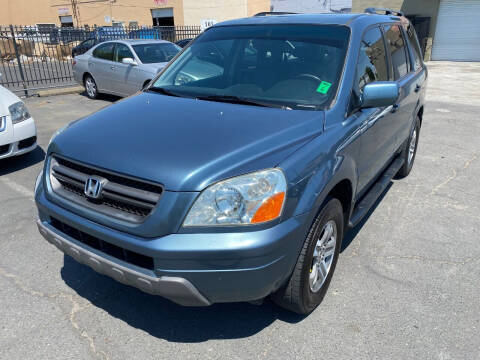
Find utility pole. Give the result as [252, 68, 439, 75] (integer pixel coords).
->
[70, 0, 81, 26]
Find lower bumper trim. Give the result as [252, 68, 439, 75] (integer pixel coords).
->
[37, 220, 211, 306]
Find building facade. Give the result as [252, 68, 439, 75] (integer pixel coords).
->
[0, 0, 270, 28]
[353, 0, 480, 61]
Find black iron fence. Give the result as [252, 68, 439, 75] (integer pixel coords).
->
[0, 25, 201, 96]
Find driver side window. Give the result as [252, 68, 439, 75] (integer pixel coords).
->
[114, 43, 134, 63]
[350, 27, 388, 112]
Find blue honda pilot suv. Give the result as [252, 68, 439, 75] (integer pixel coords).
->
[35, 10, 427, 314]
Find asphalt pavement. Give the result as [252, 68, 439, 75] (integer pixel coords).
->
[0, 62, 479, 359]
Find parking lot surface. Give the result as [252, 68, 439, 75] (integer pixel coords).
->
[0, 62, 479, 359]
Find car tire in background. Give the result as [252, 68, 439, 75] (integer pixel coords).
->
[84, 75, 99, 99]
[395, 116, 421, 179]
[272, 198, 343, 314]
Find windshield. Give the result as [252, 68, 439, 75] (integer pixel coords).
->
[152, 24, 350, 110]
[133, 43, 181, 64]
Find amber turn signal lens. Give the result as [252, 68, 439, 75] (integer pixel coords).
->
[251, 192, 285, 224]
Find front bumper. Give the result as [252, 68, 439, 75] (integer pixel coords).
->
[0, 117, 37, 159]
[37, 220, 210, 306]
[36, 181, 311, 305]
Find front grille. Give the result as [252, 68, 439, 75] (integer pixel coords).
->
[0, 144, 9, 155]
[49, 217, 154, 270]
[18, 136, 36, 149]
[49, 155, 163, 222]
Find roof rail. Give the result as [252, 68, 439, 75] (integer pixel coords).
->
[364, 7, 404, 16]
[254, 11, 297, 16]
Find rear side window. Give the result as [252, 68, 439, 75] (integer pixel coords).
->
[92, 43, 115, 61]
[406, 24, 423, 70]
[351, 27, 388, 110]
[384, 25, 409, 79]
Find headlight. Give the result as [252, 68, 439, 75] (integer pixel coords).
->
[48, 125, 68, 146]
[9, 101, 30, 124]
[183, 168, 287, 227]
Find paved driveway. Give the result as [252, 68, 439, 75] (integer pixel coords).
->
[0, 62, 479, 359]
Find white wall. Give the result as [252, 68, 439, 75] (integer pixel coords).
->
[183, 0, 248, 27]
[270, 0, 352, 13]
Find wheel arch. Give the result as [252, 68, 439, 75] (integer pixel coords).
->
[143, 79, 152, 88]
[83, 72, 93, 84]
[290, 155, 357, 227]
[417, 105, 424, 127]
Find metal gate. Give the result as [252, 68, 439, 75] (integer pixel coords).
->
[0, 25, 201, 96]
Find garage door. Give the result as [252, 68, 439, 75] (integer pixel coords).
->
[432, 0, 480, 61]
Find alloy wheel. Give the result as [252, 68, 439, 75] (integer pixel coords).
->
[309, 220, 337, 293]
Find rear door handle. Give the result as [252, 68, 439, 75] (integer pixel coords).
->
[391, 104, 399, 113]
[110, 66, 115, 70]
[414, 84, 421, 93]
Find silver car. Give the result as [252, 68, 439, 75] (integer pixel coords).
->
[73, 39, 181, 98]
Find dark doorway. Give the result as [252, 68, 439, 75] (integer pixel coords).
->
[151, 8, 175, 26]
[153, 17, 174, 26]
[407, 16, 431, 57]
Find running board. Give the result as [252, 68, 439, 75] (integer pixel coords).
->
[349, 156, 404, 227]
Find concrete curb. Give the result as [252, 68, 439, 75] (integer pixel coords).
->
[37, 86, 84, 97]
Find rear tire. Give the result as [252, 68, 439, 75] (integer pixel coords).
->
[84, 75, 99, 99]
[272, 198, 343, 314]
[396, 116, 421, 179]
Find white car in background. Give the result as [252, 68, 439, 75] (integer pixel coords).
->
[73, 39, 181, 99]
[0, 81, 37, 159]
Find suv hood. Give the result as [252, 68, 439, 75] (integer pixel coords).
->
[51, 92, 324, 191]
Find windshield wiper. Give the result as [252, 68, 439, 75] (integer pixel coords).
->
[147, 86, 184, 97]
[196, 95, 291, 109]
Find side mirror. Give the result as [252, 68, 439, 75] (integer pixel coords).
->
[122, 57, 137, 66]
[361, 81, 399, 108]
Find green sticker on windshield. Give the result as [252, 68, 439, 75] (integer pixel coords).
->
[316, 81, 332, 94]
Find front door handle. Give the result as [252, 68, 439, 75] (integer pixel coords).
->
[391, 104, 399, 113]
[414, 84, 421, 93]
[110, 66, 115, 70]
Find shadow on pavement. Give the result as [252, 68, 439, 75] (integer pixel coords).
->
[59, 181, 394, 341]
[79, 90, 121, 103]
[61, 255, 305, 342]
[0, 146, 45, 176]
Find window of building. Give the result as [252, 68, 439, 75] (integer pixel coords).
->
[93, 42, 115, 61]
[59, 16, 73, 27]
[350, 26, 388, 111]
[384, 25, 409, 79]
[151, 8, 174, 26]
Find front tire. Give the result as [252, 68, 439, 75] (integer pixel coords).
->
[84, 75, 99, 99]
[272, 198, 344, 314]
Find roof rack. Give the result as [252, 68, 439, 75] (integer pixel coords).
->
[364, 8, 404, 17]
[254, 12, 297, 16]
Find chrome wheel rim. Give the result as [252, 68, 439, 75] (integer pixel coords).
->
[408, 128, 417, 165]
[309, 220, 337, 293]
[85, 78, 96, 98]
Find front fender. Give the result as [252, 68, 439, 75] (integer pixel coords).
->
[280, 131, 358, 221]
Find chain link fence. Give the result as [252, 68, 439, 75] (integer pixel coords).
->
[0, 25, 201, 96]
